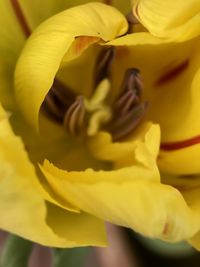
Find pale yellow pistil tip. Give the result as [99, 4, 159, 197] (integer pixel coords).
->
[84, 79, 112, 136]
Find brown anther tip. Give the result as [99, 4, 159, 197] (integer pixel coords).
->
[126, 68, 140, 76]
[118, 68, 143, 99]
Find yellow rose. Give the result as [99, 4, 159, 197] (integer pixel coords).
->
[1, 0, 200, 250]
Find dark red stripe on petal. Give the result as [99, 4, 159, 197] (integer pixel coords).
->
[10, 0, 31, 37]
[161, 135, 200, 151]
[156, 60, 189, 86]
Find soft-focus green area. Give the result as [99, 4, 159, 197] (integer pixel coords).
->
[54, 247, 91, 267]
[0, 234, 33, 267]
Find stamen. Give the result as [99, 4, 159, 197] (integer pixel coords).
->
[42, 92, 64, 122]
[51, 79, 76, 106]
[120, 90, 138, 115]
[63, 96, 85, 135]
[108, 102, 148, 141]
[104, 68, 147, 141]
[119, 68, 143, 97]
[42, 79, 76, 123]
[114, 90, 136, 114]
[115, 68, 143, 115]
[94, 47, 115, 87]
[42, 49, 147, 141]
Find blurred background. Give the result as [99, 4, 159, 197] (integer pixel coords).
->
[1, 224, 200, 267]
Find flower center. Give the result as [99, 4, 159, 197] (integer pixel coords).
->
[42, 48, 148, 141]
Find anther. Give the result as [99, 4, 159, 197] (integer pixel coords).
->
[42, 79, 76, 123]
[108, 102, 148, 141]
[119, 68, 143, 96]
[42, 91, 64, 122]
[105, 68, 147, 141]
[63, 96, 86, 136]
[51, 79, 76, 106]
[115, 68, 143, 115]
[94, 47, 115, 87]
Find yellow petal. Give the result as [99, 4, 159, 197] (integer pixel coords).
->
[15, 3, 128, 130]
[133, 0, 200, 41]
[56, 41, 101, 98]
[0, 1, 27, 109]
[0, 104, 106, 247]
[41, 159, 200, 242]
[189, 233, 200, 251]
[88, 122, 160, 169]
[162, 174, 200, 249]
[46, 202, 107, 247]
[39, 122, 200, 242]
[159, 143, 200, 175]
[19, 0, 102, 30]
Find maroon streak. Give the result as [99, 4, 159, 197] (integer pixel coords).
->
[10, 0, 31, 37]
[161, 135, 200, 151]
[156, 60, 189, 86]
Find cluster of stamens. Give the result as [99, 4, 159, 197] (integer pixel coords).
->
[42, 47, 148, 141]
[107, 68, 148, 141]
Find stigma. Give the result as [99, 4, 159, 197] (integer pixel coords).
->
[42, 47, 148, 141]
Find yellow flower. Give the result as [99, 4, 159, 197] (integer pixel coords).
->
[1, 0, 200, 250]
